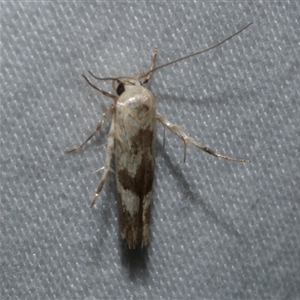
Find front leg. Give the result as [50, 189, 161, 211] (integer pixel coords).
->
[67, 105, 114, 153]
[142, 47, 158, 86]
[156, 113, 250, 163]
[90, 118, 115, 207]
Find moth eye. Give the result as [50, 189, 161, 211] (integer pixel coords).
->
[116, 83, 125, 96]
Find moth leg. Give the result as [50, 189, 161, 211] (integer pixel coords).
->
[156, 113, 250, 163]
[82, 74, 117, 100]
[67, 105, 114, 153]
[142, 47, 158, 86]
[90, 119, 115, 207]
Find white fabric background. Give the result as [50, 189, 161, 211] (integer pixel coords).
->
[1, 1, 299, 299]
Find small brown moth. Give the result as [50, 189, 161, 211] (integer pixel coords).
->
[68, 23, 252, 249]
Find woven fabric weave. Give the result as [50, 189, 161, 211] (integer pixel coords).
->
[1, 2, 299, 299]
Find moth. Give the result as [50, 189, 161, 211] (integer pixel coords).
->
[68, 23, 252, 249]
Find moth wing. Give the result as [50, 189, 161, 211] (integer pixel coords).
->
[114, 88, 156, 249]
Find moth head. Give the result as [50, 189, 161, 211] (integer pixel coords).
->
[114, 78, 142, 96]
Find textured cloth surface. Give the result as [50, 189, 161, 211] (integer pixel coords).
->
[1, 2, 299, 299]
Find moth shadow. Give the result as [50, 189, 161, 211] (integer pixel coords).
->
[119, 242, 149, 280]
[156, 138, 194, 202]
[159, 133, 251, 247]
[158, 136, 246, 239]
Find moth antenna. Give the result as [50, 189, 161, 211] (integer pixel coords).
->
[88, 71, 119, 81]
[140, 22, 253, 79]
[88, 71, 135, 82]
